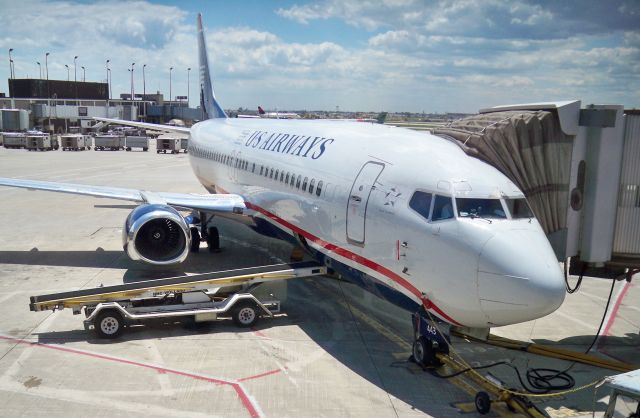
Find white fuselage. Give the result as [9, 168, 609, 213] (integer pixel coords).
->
[188, 118, 565, 328]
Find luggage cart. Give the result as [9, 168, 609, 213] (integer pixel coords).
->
[30, 261, 326, 339]
[156, 136, 187, 154]
[125, 136, 149, 151]
[61, 134, 92, 151]
[3, 132, 27, 149]
[26, 133, 59, 151]
[94, 135, 125, 151]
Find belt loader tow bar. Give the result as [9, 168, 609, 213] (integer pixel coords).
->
[30, 261, 326, 339]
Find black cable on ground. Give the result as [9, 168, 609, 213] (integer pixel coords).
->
[428, 275, 621, 394]
[565, 258, 587, 294]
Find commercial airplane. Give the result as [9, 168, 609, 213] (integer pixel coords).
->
[0, 14, 565, 330]
[237, 106, 300, 119]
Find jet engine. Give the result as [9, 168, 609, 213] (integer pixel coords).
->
[123, 204, 191, 265]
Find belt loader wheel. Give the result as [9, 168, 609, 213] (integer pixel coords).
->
[95, 310, 125, 339]
[232, 301, 259, 327]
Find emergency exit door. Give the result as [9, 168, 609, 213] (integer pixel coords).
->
[346, 161, 385, 245]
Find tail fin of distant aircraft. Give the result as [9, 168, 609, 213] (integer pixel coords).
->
[258, 106, 265, 115]
[197, 13, 226, 120]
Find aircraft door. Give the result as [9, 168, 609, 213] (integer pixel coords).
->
[346, 161, 385, 245]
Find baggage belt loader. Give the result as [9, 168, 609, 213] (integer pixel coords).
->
[30, 261, 326, 338]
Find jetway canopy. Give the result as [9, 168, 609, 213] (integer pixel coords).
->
[433, 110, 573, 236]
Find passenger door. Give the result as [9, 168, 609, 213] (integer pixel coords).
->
[346, 161, 385, 245]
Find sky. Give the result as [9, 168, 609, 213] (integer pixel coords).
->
[0, 0, 638, 113]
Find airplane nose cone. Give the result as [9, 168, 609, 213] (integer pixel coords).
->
[477, 229, 565, 326]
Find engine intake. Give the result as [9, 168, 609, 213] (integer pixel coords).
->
[123, 204, 191, 265]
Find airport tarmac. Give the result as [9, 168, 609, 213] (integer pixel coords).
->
[0, 143, 637, 417]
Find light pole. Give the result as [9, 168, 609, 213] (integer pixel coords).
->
[81, 66, 85, 82]
[131, 62, 135, 101]
[74, 56, 78, 82]
[142, 64, 146, 98]
[187, 67, 191, 107]
[36, 62, 41, 79]
[169, 66, 173, 104]
[8, 48, 14, 79]
[142, 64, 147, 118]
[64, 64, 69, 81]
[45, 52, 50, 100]
[105, 59, 110, 99]
[107, 68, 112, 99]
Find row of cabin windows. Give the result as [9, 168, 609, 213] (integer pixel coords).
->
[190, 145, 323, 197]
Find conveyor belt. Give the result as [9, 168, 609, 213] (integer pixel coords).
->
[30, 261, 325, 312]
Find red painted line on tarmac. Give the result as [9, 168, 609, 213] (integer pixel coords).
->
[0, 334, 262, 418]
[251, 327, 268, 338]
[238, 368, 283, 382]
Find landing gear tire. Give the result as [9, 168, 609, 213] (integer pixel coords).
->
[190, 227, 200, 253]
[412, 336, 436, 367]
[94, 310, 124, 339]
[474, 391, 491, 415]
[232, 301, 259, 327]
[207, 226, 220, 253]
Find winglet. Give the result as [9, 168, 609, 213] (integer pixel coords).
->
[258, 106, 265, 115]
[197, 13, 227, 119]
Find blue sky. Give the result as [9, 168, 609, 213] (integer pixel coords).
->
[1, 0, 638, 113]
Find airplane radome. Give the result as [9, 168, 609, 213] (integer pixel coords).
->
[0, 13, 565, 329]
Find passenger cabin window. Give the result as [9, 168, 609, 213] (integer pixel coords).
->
[504, 198, 534, 219]
[285, 173, 290, 184]
[309, 179, 315, 194]
[409, 191, 433, 220]
[296, 175, 302, 188]
[316, 181, 323, 196]
[456, 198, 506, 219]
[302, 177, 308, 192]
[432, 195, 454, 221]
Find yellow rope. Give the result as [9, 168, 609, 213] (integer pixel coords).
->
[424, 307, 604, 398]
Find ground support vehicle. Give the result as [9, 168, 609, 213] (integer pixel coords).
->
[157, 137, 187, 154]
[125, 136, 149, 151]
[61, 134, 92, 151]
[94, 135, 125, 151]
[30, 261, 326, 338]
[26, 133, 59, 151]
[2, 132, 26, 149]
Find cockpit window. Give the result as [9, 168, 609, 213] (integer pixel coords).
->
[456, 198, 506, 219]
[504, 198, 534, 219]
[432, 195, 454, 221]
[409, 191, 432, 220]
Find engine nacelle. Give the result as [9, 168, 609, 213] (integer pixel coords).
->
[123, 204, 191, 265]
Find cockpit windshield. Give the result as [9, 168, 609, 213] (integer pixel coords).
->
[504, 198, 534, 219]
[456, 198, 506, 219]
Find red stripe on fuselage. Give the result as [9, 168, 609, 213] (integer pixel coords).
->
[241, 200, 460, 325]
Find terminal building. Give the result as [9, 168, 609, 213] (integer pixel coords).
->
[1, 78, 203, 133]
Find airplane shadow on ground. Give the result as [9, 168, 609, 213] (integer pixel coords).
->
[32, 276, 449, 416]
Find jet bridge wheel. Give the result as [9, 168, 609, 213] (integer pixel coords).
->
[232, 301, 260, 327]
[94, 310, 125, 339]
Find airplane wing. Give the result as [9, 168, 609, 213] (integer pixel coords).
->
[93, 117, 191, 135]
[0, 178, 245, 214]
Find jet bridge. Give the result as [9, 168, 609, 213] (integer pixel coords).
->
[433, 102, 640, 276]
[30, 261, 326, 338]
